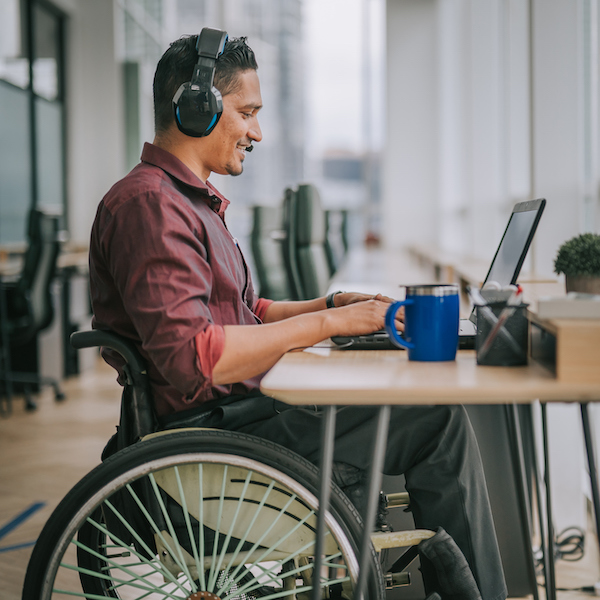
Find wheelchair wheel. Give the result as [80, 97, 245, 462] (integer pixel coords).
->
[23, 429, 384, 599]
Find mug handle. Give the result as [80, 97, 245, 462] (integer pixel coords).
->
[385, 300, 415, 349]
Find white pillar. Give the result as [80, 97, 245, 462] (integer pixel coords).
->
[66, 0, 125, 244]
[383, 0, 439, 250]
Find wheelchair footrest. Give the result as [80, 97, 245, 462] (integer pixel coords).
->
[385, 571, 411, 589]
[370, 528, 434, 552]
[385, 491, 410, 509]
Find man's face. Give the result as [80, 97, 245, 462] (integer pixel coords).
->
[203, 69, 263, 177]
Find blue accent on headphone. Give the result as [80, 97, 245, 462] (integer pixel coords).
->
[219, 35, 228, 55]
[175, 106, 181, 125]
[206, 113, 218, 133]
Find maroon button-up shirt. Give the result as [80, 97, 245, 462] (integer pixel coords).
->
[90, 142, 272, 416]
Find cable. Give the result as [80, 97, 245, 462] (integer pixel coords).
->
[555, 585, 595, 593]
[555, 526, 585, 562]
[534, 525, 587, 591]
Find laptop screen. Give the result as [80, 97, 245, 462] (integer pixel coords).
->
[483, 199, 546, 288]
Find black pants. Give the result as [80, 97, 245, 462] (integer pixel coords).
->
[161, 392, 507, 600]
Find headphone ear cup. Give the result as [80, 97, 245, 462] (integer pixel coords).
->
[173, 83, 223, 137]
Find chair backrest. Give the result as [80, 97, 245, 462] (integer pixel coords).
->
[324, 209, 350, 277]
[281, 187, 305, 300]
[295, 184, 331, 300]
[340, 209, 349, 254]
[250, 205, 292, 301]
[14, 209, 62, 339]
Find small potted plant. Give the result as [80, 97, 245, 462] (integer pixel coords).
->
[554, 232, 600, 293]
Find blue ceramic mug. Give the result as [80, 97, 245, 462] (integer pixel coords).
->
[385, 284, 460, 361]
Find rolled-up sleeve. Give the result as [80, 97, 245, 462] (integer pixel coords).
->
[194, 324, 226, 383]
[253, 298, 274, 322]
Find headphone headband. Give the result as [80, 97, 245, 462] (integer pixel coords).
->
[196, 28, 228, 59]
[173, 27, 229, 138]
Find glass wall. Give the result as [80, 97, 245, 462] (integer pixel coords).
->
[0, 0, 66, 245]
[0, 81, 32, 243]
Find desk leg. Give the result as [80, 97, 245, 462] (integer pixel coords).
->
[506, 404, 541, 600]
[580, 404, 600, 560]
[0, 279, 13, 416]
[522, 404, 551, 600]
[355, 405, 390, 600]
[312, 405, 337, 600]
[541, 403, 557, 600]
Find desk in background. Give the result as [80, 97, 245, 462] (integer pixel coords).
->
[0, 245, 91, 393]
[407, 243, 563, 314]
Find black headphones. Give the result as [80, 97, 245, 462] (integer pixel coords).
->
[172, 27, 229, 137]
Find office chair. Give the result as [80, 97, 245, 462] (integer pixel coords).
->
[0, 208, 65, 413]
[294, 183, 332, 300]
[281, 187, 305, 300]
[324, 209, 350, 277]
[250, 205, 292, 300]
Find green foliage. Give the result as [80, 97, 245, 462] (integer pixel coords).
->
[554, 233, 600, 276]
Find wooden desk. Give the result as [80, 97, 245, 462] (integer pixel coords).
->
[261, 346, 600, 406]
[261, 346, 600, 600]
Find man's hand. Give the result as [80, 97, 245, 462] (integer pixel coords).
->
[333, 292, 396, 307]
[263, 291, 398, 323]
[326, 297, 405, 335]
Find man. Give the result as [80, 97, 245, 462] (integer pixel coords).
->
[90, 32, 507, 600]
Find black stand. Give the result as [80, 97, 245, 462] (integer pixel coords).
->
[540, 403, 557, 600]
[356, 405, 390, 600]
[506, 403, 542, 600]
[312, 406, 337, 600]
[581, 403, 600, 562]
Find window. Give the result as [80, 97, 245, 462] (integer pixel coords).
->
[0, 0, 66, 244]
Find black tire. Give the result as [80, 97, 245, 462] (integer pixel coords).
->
[23, 429, 384, 599]
[76, 508, 119, 597]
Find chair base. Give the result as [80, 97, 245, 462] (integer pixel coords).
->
[0, 370, 65, 415]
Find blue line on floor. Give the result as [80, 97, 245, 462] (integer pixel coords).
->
[0, 502, 46, 549]
[0, 540, 37, 553]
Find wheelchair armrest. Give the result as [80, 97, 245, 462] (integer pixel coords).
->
[70, 330, 147, 375]
[70, 329, 157, 444]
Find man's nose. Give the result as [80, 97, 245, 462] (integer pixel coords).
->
[249, 119, 262, 143]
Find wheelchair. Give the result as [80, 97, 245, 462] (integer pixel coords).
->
[22, 330, 434, 600]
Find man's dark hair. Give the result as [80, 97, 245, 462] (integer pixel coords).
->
[153, 35, 258, 135]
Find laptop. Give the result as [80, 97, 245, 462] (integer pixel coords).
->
[331, 198, 546, 350]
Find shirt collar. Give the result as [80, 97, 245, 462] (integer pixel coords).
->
[141, 142, 230, 216]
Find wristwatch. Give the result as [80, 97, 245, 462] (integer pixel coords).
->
[326, 290, 344, 309]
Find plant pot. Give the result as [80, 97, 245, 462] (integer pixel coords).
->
[565, 274, 600, 294]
